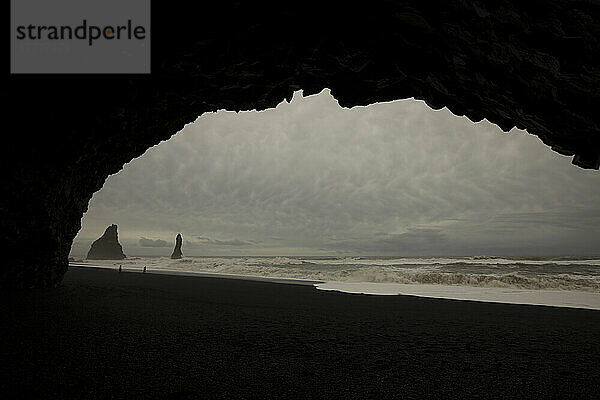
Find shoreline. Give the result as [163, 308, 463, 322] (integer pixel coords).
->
[69, 263, 324, 285]
[70, 263, 600, 310]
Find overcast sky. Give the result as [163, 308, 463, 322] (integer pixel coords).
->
[71, 89, 600, 257]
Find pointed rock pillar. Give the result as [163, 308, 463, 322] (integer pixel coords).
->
[171, 233, 183, 259]
[86, 224, 126, 260]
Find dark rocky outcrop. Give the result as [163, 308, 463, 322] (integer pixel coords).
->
[171, 234, 183, 259]
[3, 1, 600, 288]
[86, 225, 126, 260]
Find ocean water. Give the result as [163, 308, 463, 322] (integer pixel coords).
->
[70, 255, 600, 292]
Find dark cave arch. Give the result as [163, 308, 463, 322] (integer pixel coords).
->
[4, 0, 600, 288]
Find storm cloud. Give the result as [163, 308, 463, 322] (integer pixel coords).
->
[139, 237, 171, 248]
[71, 89, 600, 257]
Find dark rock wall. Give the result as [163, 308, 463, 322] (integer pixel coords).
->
[3, 1, 599, 287]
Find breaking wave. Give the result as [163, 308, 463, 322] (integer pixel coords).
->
[70, 255, 600, 292]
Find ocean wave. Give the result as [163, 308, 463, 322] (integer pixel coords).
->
[180, 265, 600, 291]
[337, 267, 600, 292]
[70, 256, 600, 292]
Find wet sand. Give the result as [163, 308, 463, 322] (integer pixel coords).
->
[1, 266, 599, 399]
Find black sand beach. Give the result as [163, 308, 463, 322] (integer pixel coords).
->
[1, 266, 599, 399]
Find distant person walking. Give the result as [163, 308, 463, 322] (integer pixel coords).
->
[119, 265, 122, 273]
[143, 265, 147, 273]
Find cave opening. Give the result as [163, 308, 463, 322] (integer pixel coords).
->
[70, 89, 600, 280]
[6, 2, 600, 291]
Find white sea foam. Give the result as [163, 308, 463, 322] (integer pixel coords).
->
[69, 255, 600, 293]
[314, 282, 600, 310]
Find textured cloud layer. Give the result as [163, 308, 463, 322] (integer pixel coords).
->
[139, 237, 170, 248]
[71, 90, 600, 256]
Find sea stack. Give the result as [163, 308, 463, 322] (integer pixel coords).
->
[171, 233, 183, 259]
[86, 224, 126, 260]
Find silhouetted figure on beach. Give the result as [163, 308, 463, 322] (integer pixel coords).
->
[119, 265, 122, 273]
[143, 266, 147, 273]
